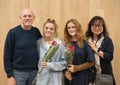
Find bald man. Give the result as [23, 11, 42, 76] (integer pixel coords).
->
[4, 8, 42, 85]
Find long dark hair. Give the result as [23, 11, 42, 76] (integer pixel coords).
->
[85, 16, 109, 38]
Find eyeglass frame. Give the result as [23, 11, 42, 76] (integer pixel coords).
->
[91, 24, 103, 28]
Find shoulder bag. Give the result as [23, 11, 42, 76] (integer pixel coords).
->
[95, 74, 113, 85]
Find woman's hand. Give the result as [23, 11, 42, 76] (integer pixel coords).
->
[42, 62, 47, 68]
[88, 40, 97, 52]
[68, 64, 79, 73]
[64, 70, 72, 80]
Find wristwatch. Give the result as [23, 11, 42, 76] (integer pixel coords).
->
[96, 48, 100, 54]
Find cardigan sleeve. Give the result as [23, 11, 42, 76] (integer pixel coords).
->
[101, 37, 114, 61]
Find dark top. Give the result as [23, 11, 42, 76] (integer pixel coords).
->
[90, 36, 116, 85]
[4, 25, 42, 77]
[65, 40, 94, 85]
[88, 36, 116, 85]
[99, 36, 114, 74]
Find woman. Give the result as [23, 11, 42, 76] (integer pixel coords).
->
[36, 19, 66, 85]
[85, 16, 116, 85]
[64, 19, 94, 85]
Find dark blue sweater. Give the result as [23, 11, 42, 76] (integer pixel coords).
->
[4, 25, 42, 77]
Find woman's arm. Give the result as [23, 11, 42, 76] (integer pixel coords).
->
[68, 62, 94, 73]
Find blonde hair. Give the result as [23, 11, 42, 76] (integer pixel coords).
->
[43, 18, 58, 38]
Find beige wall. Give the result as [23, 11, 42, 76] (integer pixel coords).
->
[0, 0, 120, 85]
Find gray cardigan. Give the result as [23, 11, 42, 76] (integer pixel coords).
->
[36, 38, 67, 85]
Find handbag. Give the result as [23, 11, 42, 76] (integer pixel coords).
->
[95, 74, 113, 85]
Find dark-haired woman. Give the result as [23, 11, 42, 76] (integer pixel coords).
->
[85, 16, 116, 85]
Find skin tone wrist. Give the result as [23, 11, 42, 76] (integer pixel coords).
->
[98, 50, 104, 58]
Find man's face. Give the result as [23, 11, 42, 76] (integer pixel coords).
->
[20, 9, 35, 29]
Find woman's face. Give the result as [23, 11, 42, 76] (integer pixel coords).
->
[91, 21, 103, 36]
[67, 22, 76, 37]
[43, 22, 55, 38]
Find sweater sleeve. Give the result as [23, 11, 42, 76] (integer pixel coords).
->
[102, 37, 114, 61]
[4, 30, 15, 77]
[35, 27, 42, 39]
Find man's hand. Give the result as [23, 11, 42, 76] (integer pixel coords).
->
[8, 77, 16, 85]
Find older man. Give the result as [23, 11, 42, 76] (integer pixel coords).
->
[4, 8, 42, 85]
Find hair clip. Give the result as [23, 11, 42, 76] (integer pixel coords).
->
[47, 18, 55, 22]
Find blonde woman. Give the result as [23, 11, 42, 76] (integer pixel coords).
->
[36, 19, 66, 85]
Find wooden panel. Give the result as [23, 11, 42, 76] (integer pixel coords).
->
[0, 0, 120, 84]
[113, 0, 120, 83]
[0, 0, 29, 85]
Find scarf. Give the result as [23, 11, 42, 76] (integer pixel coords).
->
[88, 35, 104, 74]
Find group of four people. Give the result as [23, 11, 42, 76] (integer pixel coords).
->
[4, 8, 116, 85]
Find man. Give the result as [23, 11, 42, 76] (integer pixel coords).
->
[4, 8, 42, 85]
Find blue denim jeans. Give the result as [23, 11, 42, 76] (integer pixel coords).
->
[13, 69, 38, 85]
